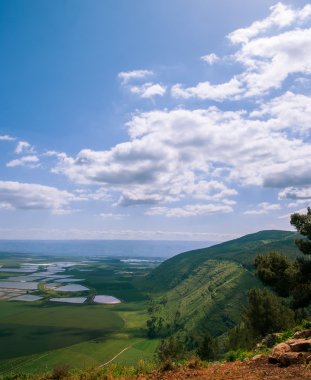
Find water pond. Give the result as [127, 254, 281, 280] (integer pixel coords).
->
[50, 297, 87, 304]
[56, 284, 89, 292]
[10, 295, 43, 302]
[0, 281, 38, 290]
[93, 295, 121, 304]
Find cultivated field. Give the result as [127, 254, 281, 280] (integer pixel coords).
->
[0, 254, 160, 375]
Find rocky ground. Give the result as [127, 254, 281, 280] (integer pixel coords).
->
[135, 330, 311, 380]
[136, 360, 311, 379]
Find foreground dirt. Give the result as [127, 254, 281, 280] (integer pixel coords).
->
[136, 360, 311, 379]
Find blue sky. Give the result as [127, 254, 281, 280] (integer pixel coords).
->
[0, 0, 311, 240]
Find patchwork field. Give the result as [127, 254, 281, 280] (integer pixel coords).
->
[0, 253, 160, 375]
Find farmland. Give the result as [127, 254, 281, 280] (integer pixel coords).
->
[0, 253, 160, 375]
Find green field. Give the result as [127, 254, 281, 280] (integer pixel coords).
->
[0, 255, 158, 376]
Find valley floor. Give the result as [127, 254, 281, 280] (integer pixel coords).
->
[136, 361, 311, 380]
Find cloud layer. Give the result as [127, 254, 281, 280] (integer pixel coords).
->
[0, 181, 79, 213]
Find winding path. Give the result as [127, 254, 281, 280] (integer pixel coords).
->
[98, 345, 131, 367]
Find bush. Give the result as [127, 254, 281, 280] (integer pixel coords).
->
[156, 335, 185, 363]
[51, 365, 70, 380]
[197, 333, 218, 360]
[225, 349, 253, 362]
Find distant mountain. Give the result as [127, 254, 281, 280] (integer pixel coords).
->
[141, 230, 302, 336]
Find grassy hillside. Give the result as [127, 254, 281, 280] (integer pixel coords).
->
[143, 230, 300, 292]
[141, 230, 302, 337]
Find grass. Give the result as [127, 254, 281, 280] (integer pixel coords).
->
[0, 301, 124, 361]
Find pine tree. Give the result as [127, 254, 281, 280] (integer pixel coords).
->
[290, 207, 311, 255]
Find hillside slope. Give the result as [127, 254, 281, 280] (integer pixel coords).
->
[141, 230, 302, 336]
[144, 230, 300, 292]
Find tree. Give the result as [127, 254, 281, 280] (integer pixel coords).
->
[254, 252, 298, 297]
[290, 207, 311, 307]
[197, 333, 218, 360]
[290, 207, 311, 255]
[245, 288, 295, 336]
[156, 335, 185, 363]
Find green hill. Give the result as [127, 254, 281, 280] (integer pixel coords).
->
[141, 230, 302, 337]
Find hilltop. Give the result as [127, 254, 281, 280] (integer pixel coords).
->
[141, 230, 302, 337]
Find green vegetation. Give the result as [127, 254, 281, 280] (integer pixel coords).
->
[1, 220, 310, 377]
[142, 230, 302, 347]
[255, 208, 311, 309]
[224, 209, 311, 357]
[0, 257, 157, 376]
[143, 230, 301, 294]
[141, 225, 309, 364]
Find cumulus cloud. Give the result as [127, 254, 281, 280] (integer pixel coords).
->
[52, 111, 245, 210]
[243, 202, 281, 215]
[228, 2, 311, 44]
[235, 27, 311, 97]
[171, 78, 243, 101]
[118, 69, 153, 84]
[51, 99, 311, 211]
[146, 203, 233, 217]
[6, 155, 40, 168]
[250, 92, 311, 134]
[172, 3, 311, 101]
[279, 187, 311, 200]
[0, 181, 79, 212]
[130, 82, 166, 98]
[201, 53, 219, 65]
[0, 135, 15, 141]
[15, 141, 35, 154]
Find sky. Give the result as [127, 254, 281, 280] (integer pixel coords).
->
[0, 0, 311, 241]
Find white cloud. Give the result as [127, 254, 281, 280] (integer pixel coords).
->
[0, 227, 238, 241]
[235, 27, 311, 97]
[228, 2, 311, 44]
[171, 3, 311, 101]
[146, 203, 233, 217]
[51, 104, 311, 208]
[130, 82, 166, 98]
[77, 187, 110, 201]
[53, 107, 311, 206]
[0, 135, 15, 141]
[51, 111, 241, 208]
[15, 141, 35, 154]
[0, 181, 80, 212]
[201, 53, 219, 65]
[243, 202, 281, 215]
[279, 187, 311, 200]
[118, 69, 153, 84]
[6, 155, 40, 168]
[250, 91, 311, 134]
[98, 212, 129, 219]
[171, 78, 243, 101]
[278, 207, 309, 219]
